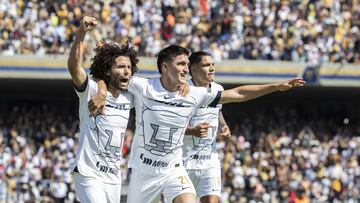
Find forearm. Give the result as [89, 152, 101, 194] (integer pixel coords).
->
[96, 79, 107, 92]
[220, 83, 280, 104]
[67, 29, 87, 87]
[218, 111, 228, 129]
[185, 127, 196, 135]
[97, 80, 107, 91]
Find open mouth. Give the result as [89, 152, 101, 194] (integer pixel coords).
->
[119, 78, 129, 83]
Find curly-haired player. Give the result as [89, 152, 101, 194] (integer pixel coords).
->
[67, 16, 138, 203]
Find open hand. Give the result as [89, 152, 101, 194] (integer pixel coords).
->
[277, 78, 305, 91]
[178, 83, 190, 97]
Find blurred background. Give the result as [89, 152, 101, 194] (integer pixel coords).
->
[0, 0, 359, 203]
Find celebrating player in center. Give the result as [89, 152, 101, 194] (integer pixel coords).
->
[94, 44, 304, 203]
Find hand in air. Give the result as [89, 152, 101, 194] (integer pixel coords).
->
[80, 16, 98, 32]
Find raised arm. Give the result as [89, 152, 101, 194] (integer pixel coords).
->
[219, 78, 305, 104]
[67, 16, 98, 88]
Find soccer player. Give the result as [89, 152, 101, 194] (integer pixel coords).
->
[67, 16, 138, 203]
[182, 51, 231, 203]
[94, 45, 304, 203]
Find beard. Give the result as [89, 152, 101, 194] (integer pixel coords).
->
[109, 75, 128, 91]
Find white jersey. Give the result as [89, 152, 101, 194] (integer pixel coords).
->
[183, 81, 224, 169]
[127, 76, 221, 175]
[71, 77, 133, 184]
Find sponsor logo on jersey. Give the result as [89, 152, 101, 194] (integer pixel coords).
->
[199, 104, 221, 109]
[96, 162, 119, 176]
[189, 154, 211, 160]
[105, 103, 130, 110]
[150, 98, 187, 107]
[140, 153, 169, 167]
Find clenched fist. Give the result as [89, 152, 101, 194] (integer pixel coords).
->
[80, 16, 98, 32]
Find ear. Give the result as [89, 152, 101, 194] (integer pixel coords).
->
[161, 62, 168, 73]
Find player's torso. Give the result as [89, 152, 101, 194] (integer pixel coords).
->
[183, 82, 223, 169]
[76, 83, 132, 183]
[92, 92, 132, 163]
[129, 77, 211, 174]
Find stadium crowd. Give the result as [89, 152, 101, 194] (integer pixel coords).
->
[0, 0, 360, 63]
[0, 103, 359, 202]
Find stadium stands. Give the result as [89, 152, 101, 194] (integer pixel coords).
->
[0, 0, 359, 63]
[1, 0, 359, 202]
[0, 98, 359, 202]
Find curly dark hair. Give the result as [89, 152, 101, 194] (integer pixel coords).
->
[89, 42, 139, 83]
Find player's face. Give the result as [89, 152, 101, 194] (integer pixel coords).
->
[166, 54, 189, 85]
[109, 56, 132, 91]
[192, 55, 215, 84]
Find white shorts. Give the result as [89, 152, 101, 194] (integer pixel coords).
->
[73, 172, 121, 203]
[187, 167, 221, 198]
[127, 167, 196, 203]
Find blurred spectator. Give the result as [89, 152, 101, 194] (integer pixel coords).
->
[0, 0, 359, 63]
[1, 102, 359, 202]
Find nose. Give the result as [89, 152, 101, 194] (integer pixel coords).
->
[184, 64, 189, 74]
[124, 67, 131, 76]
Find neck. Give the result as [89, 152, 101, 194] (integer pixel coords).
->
[192, 78, 209, 88]
[108, 85, 121, 97]
[160, 76, 180, 92]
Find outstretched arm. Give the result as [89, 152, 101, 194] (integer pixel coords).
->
[67, 16, 98, 88]
[219, 78, 305, 104]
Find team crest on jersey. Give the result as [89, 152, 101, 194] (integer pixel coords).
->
[91, 114, 127, 163]
[140, 105, 189, 156]
[192, 125, 217, 151]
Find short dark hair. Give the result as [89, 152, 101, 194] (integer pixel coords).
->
[156, 45, 190, 74]
[189, 51, 212, 76]
[90, 42, 139, 83]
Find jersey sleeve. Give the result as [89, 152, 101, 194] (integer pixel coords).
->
[209, 82, 224, 108]
[75, 78, 98, 121]
[127, 76, 148, 97]
[198, 88, 222, 108]
[75, 76, 97, 100]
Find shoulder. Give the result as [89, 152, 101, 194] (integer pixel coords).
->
[211, 82, 224, 91]
[188, 86, 210, 100]
[121, 91, 133, 101]
[130, 76, 149, 84]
